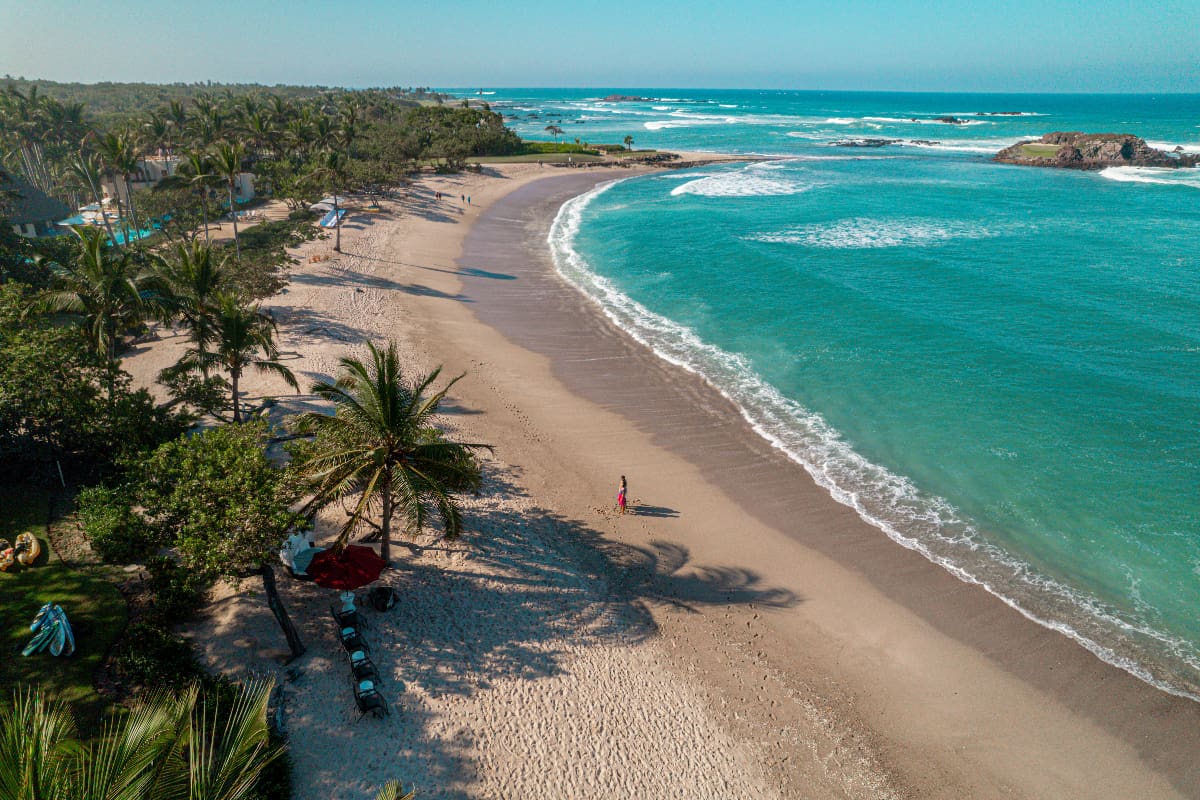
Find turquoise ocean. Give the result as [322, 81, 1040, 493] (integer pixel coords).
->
[462, 89, 1200, 698]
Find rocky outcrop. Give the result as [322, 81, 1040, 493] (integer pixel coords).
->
[975, 111, 1027, 116]
[830, 138, 899, 148]
[599, 95, 654, 102]
[995, 132, 1200, 170]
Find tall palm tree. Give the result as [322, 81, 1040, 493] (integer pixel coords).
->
[310, 149, 349, 252]
[41, 226, 157, 376]
[154, 240, 227, 364]
[157, 150, 220, 244]
[94, 130, 143, 244]
[210, 141, 247, 261]
[0, 681, 281, 800]
[291, 341, 487, 564]
[69, 151, 119, 245]
[187, 292, 298, 422]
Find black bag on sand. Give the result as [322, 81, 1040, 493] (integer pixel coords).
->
[369, 586, 398, 611]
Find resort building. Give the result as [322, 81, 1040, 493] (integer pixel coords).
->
[101, 156, 256, 206]
[1, 172, 72, 238]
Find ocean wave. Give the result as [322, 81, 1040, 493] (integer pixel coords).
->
[898, 137, 1023, 154]
[670, 167, 816, 197]
[864, 116, 989, 126]
[1099, 166, 1200, 188]
[548, 179, 1200, 702]
[750, 217, 995, 248]
[1146, 141, 1200, 154]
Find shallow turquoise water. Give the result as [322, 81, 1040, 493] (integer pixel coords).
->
[472, 89, 1200, 696]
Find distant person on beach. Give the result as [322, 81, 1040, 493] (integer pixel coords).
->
[467, 196, 471, 205]
[617, 476, 628, 515]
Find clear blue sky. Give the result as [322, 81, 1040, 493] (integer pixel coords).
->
[3, 0, 1198, 92]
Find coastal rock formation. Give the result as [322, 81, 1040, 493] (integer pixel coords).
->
[600, 94, 654, 102]
[975, 111, 1028, 116]
[994, 132, 1200, 170]
[928, 116, 968, 125]
[831, 138, 899, 148]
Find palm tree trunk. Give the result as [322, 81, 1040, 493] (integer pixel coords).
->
[259, 564, 305, 661]
[333, 191, 341, 252]
[380, 473, 391, 565]
[231, 368, 241, 422]
[124, 176, 141, 242]
[199, 188, 210, 244]
[228, 183, 241, 261]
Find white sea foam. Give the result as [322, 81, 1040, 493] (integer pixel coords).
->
[669, 164, 816, 197]
[547, 179, 1200, 702]
[750, 217, 994, 248]
[1099, 166, 1200, 189]
[1146, 141, 1200, 154]
[898, 137, 1025, 154]
[864, 116, 989, 126]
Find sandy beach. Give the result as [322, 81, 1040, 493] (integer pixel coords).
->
[123, 158, 1200, 799]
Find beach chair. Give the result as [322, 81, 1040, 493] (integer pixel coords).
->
[339, 626, 369, 654]
[331, 602, 359, 630]
[354, 679, 389, 719]
[348, 649, 379, 682]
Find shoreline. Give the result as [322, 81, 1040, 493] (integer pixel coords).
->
[442, 170, 1200, 796]
[123, 158, 1200, 798]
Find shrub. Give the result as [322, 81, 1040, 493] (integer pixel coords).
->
[117, 621, 199, 688]
[144, 555, 208, 625]
[76, 485, 156, 563]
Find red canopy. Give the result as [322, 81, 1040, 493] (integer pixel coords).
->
[306, 545, 386, 590]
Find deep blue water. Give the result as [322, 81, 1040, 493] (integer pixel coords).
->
[464, 89, 1200, 698]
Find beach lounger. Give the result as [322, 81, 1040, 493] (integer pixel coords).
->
[348, 649, 379, 682]
[339, 626, 368, 654]
[331, 602, 359, 630]
[353, 679, 389, 719]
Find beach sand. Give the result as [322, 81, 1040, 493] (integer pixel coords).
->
[124, 160, 1200, 799]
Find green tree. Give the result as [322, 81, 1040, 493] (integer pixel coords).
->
[291, 341, 487, 565]
[178, 291, 298, 422]
[0, 283, 186, 478]
[624, 134, 634, 151]
[544, 125, 564, 148]
[135, 422, 307, 660]
[310, 149, 350, 252]
[94, 129, 143, 244]
[40, 226, 159, 378]
[0, 680, 281, 800]
[156, 150, 221, 244]
[210, 141, 247, 261]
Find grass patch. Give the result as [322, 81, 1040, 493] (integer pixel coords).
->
[1019, 143, 1061, 158]
[0, 486, 127, 734]
[470, 149, 661, 164]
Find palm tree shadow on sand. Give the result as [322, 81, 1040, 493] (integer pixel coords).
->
[364, 471, 801, 700]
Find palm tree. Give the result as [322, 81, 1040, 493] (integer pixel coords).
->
[0, 681, 281, 800]
[186, 292, 298, 422]
[210, 141, 247, 261]
[157, 150, 220, 244]
[310, 149, 349, 252]
[69, 151, 119, 245]
[154, 240, 227, 364]
[545, 124, 564, 148]
[41, 226, 157, 377]
[374, 781, 417, 800]
[291, 341, 487, 564]
[94, 129, 143, 244]
[624, 134, 634, 151]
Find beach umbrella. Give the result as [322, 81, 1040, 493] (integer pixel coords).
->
[306, 545, 386, 590]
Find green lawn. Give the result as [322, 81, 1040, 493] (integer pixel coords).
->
[470, 149, 661, 164]
[1019, 143, 1061, 158]
[0, 486, 127, 733]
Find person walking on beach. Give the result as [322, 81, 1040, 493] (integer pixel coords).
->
[617, 475, 628, 515]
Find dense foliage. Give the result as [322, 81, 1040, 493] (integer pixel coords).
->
[0, 283, 187, 480]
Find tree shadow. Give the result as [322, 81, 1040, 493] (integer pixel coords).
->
[346, 472, 800, 700]
[271, 305, 373, 344]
